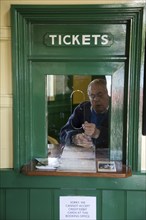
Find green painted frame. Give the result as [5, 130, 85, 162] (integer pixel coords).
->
[11, 4, 145, 172]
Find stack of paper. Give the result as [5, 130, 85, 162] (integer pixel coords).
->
[58, 146, 97, 173]
[35, 157, 60, 170]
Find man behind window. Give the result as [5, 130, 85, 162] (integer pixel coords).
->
[60, 79, 110, 148]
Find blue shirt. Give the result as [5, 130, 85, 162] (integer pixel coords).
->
[91, 108, 107, 128]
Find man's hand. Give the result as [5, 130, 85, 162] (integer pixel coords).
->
[72, 133, 93, 148]
[82, 121, 100, 138]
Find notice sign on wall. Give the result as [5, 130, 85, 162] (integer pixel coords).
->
[60, 196, 96, 220]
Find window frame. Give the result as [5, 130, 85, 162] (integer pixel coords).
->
[11, 4, 145, 172]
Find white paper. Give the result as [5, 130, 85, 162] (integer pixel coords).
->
[58, 158, 96, 172]
[35, 157, 60, 170]
[35, 165, 56, 170]
[60, 196, 96, 220]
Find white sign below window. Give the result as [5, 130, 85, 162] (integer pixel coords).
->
[60, 196, 96, 220]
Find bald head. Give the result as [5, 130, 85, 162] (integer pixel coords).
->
[87, 79, 107, 93]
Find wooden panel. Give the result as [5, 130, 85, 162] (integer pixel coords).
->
[6, 189, 28, 220]
[0, 170, 146, 190]
[0, 182, 146, 220]
[30, 189, 52, 220]
[31, 23, 126, 57]
[102, 190, 125, 220]
[0, 189, 6, 220]
[127, 191, 146, 220]
[31, 70, 47, 159]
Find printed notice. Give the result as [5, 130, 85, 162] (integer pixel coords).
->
[60, 196, 96, 220]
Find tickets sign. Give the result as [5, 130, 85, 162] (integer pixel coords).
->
[43, 33, 113, 46]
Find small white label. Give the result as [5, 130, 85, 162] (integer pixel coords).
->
[60, 196, 96, 220]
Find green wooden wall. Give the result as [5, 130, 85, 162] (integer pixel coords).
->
[0, 171, 146, 220]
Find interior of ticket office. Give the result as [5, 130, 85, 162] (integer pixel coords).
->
[0, 1, 146, 220]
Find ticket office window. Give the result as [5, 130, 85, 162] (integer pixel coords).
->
[11, 5, 145, 173]
[46, 74, 111, 142]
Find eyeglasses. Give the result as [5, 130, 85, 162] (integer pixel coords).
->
[88, 92, 106, 100]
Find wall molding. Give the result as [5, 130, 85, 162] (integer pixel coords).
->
[0, 27, 11, 41]
[0, 95, 12, 108]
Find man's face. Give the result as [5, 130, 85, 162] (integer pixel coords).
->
[88, 84, 109, 113]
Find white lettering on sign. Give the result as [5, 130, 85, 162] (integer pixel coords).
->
[43, 33, 113, 46]
[60, 196, 96, 220]
[63, 35, 71, 45]
[72, 35, 80, 45]
[82, 35, 90, 45]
